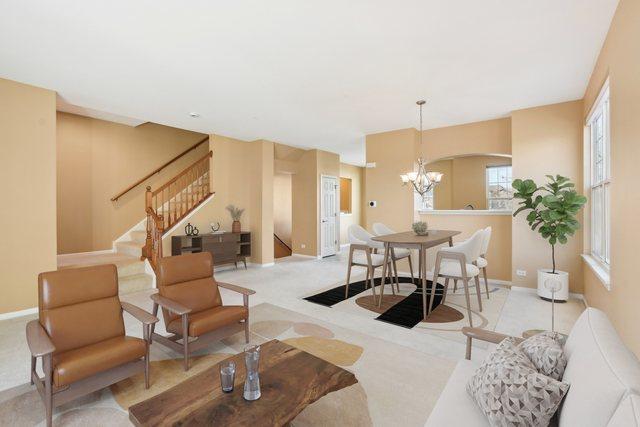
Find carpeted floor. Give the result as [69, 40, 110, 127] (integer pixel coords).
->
[0, 303, 456, 427]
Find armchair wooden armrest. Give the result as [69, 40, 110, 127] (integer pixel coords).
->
[150, 293, 191, 315]
[26, 320, 55, 357]
[349, 243, 370, 252]
[217, 282, 256, 296]
[462, 327, 523, 360]
[121, 302, 159, 325]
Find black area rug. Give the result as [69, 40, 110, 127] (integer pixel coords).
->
[303, 276, 445, 329]
[375, 280, 444, 329]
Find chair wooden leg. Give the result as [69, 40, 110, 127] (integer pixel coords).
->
[453, 279, 458, 293]
[143, 324, 150, 389]
[462, 278, 473, 327]
[390, 261, 397, 296]
[244, 321, 250, 343]
[483, 267, 490, 299]
[407, 255, 415, 284]
[442, 278, 450, 305]
[428, 254, 441, 316]
[43, 354, 53, 427]
[474, 275, 483, 312]
[378, 245, 390, 307]
[182, 315, 189, 371]
[344, 262, 352, 299]
[151, 303, 159, 338]
[391, 252, 400, 293]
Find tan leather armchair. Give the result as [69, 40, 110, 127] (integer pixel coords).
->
[151, 252, 255, 370]
[26, 264, 158, 427]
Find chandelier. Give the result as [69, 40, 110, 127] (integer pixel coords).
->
[400, 100, 443, 202]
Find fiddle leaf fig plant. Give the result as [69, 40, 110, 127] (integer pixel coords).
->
[512, 175, 587, 274]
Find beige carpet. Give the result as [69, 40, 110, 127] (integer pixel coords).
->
[0, 303, 456, 426]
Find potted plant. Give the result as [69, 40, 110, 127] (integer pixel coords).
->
[226, 205, 245, 233]
[512, 175, 587, 301]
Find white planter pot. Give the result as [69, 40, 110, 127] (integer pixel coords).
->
[537, 269, 569, 301]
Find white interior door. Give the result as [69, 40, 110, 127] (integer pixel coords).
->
[320, 175, 338, 257]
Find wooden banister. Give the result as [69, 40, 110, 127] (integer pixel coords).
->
[111, 136, 209, 202]
[152, 151, 212, 196]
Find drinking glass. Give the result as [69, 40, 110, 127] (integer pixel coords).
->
[243, 344, 261, 401]
[220, 361, 236, 393]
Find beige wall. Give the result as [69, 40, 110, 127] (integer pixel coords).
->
[581, 0, 640, 355]
[339, 163, 364, 245]
[291, 149, 319, 256]
[57, 112, 206, 253]
[273, 172, 292, 247]
[419, 213, 512, 281]
[0, 78, 57, 314]
[162, 135, 274, 265]
[511, 101, 584, 292]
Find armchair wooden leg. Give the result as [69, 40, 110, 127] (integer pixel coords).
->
[143, 324, 151, 389]
[474, 275, 483, 312]
[151, 303, 159, 338]
[453, 279, 458, 293]
[378, 245, 390, 308]
[182, 314, 189, 371]
[391, 255, 400, 293]
[465, 336, 472, 360]
[243, 294, 250, 343]
[483, 267, 490, 299]
[43, 354, 53, 427]
[344, 261, 352, 299]
[30, 356, 36, 385]
[389, 261, 397, 296]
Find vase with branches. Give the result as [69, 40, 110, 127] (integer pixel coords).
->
[226, 205, 245, 233]
[512, 175, 587, 300]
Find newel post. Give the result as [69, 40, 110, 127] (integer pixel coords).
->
[143, 186, 153, 260]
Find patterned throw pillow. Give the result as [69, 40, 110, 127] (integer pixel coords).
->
[518, 332, 567, 380]
[467, 338, 570, 426]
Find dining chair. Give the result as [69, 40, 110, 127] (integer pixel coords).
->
[372, 222, 415, 287]
[345, 225, 398, 301]
[428, 229, 485, 327]
[452, 227, 491, 299]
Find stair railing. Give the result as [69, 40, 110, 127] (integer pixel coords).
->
[143, 150, 214, 267]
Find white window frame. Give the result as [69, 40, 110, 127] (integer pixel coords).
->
[585, 79, 611, 288]
[486, 165, 513, 210]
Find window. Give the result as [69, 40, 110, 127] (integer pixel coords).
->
[486, 165, 513, 210]
[340, 177, 352, 214]
[415, 188, 434, 211]
[587, 81, 611, 267]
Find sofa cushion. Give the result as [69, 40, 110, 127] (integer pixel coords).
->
[560, 308, 640, 427]
[607, 394, 640, 427]
[52, 335, 146, 387]
[426, 359, 488, 427]
[519, 331, 567, 380]
[467, 338, 569, 426]
[167, 305, 247, 337]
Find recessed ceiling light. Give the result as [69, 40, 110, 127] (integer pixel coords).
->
[189, 112, 200, 118]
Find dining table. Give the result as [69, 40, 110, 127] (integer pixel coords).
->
[371, 229, 461, 321]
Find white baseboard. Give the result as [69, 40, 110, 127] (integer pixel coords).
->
[0, 307, 37, 321]
[509, 285, 584, 301]
[57, 249, 114, 260]
[291, 253, 318, 259]
[247, 262, 275, 268]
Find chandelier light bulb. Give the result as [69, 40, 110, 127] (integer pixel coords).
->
[400, 174, 409, 183]
[407, 172, 418, 181]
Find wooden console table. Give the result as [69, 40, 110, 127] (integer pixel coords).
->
[171, 232, 251, 269]
[129, 339, 357, 426]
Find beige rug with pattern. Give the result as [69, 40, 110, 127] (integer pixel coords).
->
[0, 303, 456, 426]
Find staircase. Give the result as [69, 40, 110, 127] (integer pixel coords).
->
[274, 234, 292, 258]
[143, 150, 214, 268]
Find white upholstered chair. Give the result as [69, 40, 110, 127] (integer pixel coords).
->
[453, 226, 492, 299]
[345, 225, 397, 300]
[372, 222, 415, 287]
[428, 229, 485, 326]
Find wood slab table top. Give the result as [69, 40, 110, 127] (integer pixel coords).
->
[371, 230, 460, 247]
[129, 339, 358, 427]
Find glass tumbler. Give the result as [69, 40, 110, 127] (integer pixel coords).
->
[243, 345, 261, 401]
[220, 361, 236, 393]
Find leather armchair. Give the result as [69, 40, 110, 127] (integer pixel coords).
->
[151, 252, 255, 370]
[26, 264, 158, 427]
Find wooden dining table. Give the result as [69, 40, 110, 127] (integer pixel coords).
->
[371, 229, 461, 321]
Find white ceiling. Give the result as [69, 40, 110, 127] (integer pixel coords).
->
[0, 0, 617, 165]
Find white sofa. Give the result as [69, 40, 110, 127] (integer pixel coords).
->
[426, 308, 640, 426]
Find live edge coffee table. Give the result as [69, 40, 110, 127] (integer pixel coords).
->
[129, 339, 358, 426]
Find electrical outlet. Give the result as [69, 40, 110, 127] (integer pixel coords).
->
[516, 269, 527, 277]
[301, 244, 306, 249]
